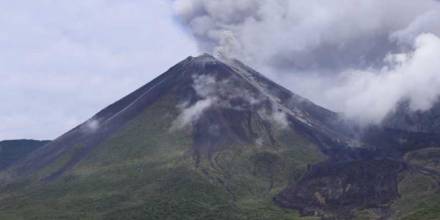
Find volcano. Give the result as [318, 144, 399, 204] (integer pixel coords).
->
[0, 54, 439, 220]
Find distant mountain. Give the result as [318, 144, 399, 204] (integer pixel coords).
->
[0, 55, 438, 220]
[0, 139, 50, 170]
[384, 99, 440, 133]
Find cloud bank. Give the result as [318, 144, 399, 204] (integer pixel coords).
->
[325, 33, 440, 123]
[174, 0, 440, 124]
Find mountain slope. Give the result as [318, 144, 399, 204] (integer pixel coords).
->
[0, 54, 438, 220]
[0, 54, 340, 220]
[4, 54, 352, 180]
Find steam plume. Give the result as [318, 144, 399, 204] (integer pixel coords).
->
[174, 0, 440, 124]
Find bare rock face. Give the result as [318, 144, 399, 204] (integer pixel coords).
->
[274, 160, 404, 219]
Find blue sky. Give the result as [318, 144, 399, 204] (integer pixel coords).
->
[0, 1, 198, 140]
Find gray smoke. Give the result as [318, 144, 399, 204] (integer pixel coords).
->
[173, 0, 440, 124]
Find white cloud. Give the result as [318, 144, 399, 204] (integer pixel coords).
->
[172, 98, 215, 130]
[324, 33, 440, 124]
[172, 75, 219, 129]
[82, 119, 100, 133]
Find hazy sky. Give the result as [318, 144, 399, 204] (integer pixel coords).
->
[0, 1, 197, 140]
[2, 1, 440, 140]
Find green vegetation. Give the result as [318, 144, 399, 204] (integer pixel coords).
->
[0, 94, 324, 220]
[1, 93, 438, 220]
[390, 148, 440, 220]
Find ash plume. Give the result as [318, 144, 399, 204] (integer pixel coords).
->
[173, 0, 440, 124]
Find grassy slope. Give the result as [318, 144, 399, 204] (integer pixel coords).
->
[1, 95, 438, 220]
[0, 93, 325, 220]
[391, 148, 440, 220]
